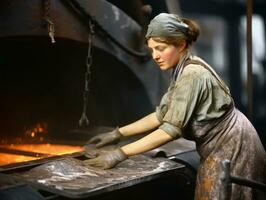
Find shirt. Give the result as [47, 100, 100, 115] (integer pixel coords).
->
[156, 56, 232, 138]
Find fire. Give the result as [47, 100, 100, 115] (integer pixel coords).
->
[0, 122, 84, 167]
[0, 153, 36, 165]
[24, 122, 48, 139]
[0, 143, 83, 166]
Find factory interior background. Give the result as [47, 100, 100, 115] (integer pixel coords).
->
[0, 0, 266, 199]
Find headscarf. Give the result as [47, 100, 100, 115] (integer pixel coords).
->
[145, 13, 188, 39]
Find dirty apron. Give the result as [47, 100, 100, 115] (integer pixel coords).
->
[182, 61, 266, 200]
[185, 104, 266, 200]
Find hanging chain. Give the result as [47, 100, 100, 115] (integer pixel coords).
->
[79, 20, 95, 127]
[43, 0, 56, 43]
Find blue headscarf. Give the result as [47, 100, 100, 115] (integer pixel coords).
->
[145, 13, 188, 39]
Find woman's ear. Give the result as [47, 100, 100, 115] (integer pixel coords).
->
[178, 41, 187, 53]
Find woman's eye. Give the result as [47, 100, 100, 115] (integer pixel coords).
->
[157, 46, 166, 51]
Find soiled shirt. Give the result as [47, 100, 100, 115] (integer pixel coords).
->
[156, 57, 232, 138]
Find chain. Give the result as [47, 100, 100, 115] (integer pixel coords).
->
[43, 0, 56, 43]
[79, 20, 95, 127]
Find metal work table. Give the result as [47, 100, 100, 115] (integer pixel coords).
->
[0, 155, 185, 199]
[0, 139, 198, 199]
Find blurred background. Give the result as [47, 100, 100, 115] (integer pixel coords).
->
[0, 1, 265, 199]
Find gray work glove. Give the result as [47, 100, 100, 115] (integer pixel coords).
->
[83, 148, 127, 169]
[86, 127, 123, 148]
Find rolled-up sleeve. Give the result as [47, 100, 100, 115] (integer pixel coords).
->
[159, 122, 182, 138]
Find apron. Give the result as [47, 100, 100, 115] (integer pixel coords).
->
[182, 60, 266, 200]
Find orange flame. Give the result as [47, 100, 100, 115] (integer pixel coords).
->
[0, 144, 83, 166]
[24, 122, 47, 139]
[0, 122, 84, 167]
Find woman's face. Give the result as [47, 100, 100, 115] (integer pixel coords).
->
[147, 38, 182, 71]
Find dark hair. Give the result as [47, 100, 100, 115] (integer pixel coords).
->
[182, 18, 200, 45]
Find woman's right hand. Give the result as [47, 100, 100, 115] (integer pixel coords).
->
[86, 127, 123, 148]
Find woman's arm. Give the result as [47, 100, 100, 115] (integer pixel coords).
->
[121, 128, 173, 156]
[119, 112, 161, 137]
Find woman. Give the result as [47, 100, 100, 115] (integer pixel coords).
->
[84, 13, 266, 199]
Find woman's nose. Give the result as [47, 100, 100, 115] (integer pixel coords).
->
[152, 51, 160, 60]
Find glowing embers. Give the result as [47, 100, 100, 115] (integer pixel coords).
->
[0, 143, 83, 166]
[24, 122, 48, 142]
[0, 122, 83, 167]
[0, 152, 37, 165]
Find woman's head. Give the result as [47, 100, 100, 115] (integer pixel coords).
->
[146, 13, 200, 70]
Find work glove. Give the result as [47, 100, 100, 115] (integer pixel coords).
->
[83, 148, 127, 169]
[86, 127, 122, 148]
[83, 144, 116, 159]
